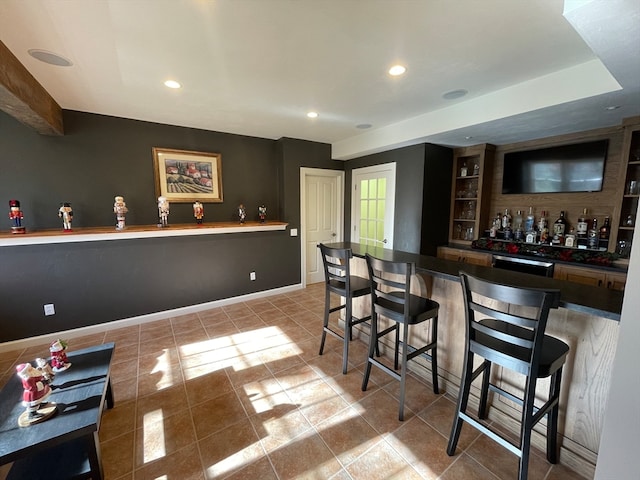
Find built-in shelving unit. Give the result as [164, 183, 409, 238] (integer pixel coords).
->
[614, 118, 640, 258]
[448, 144, 495, 246]
[0, 221, 288, 247]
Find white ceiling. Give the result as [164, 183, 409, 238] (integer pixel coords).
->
[1, 0, 638, 159]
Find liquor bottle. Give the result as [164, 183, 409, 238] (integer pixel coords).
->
[576, 208, 588, 237]
[501, 208, 511, 230]
[564, 227, 576, 247]
[599, 216, 611, 249]
[489, 213, 501, 238]
[588, 218, 599, 249]
[460, 161, 468, 177]
[524, 206, 535, 233]
[552, 211, 567, 245]
[513, 210, 524, 241]
[472, 162, 480, 176]
[538, 210, 548, 244]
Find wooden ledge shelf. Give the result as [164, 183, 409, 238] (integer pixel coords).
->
[0, 221, 289, 246]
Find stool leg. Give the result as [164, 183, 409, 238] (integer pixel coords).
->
[342, 297, 352, 374]
[398, 322, 410, 421]
[431, 315, 439, 394]
[318, 287, 331, 355]
[547, 367, 563, 464]
[362, 311, 377, 392]
[394, 324, 400, 370]
[447, 351, 474, 456]
[518, 375, 538, 480]
[478, 360, 491, 419]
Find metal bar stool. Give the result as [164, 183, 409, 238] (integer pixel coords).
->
[361, 253, 440, 421]
[447, 272, 570, 480]
[318, 243, 373, 374]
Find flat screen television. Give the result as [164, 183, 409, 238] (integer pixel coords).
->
[501, 139, 608, 194]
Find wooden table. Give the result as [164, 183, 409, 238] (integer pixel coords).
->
[0, 342, 115, 479]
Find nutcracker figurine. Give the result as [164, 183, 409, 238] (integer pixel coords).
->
[158, 196, 170, 227]
[114, 195, 128, 230]
[35, 357, 55, 385]
[193, 201, 204, 225]
[9, 199, 26, 234]
[49, 339, 71, 372]
[16, 362, 53, 423]
[258, 205, 267, 223]
[238, 204, 246, 224]
[58, 202, 73, 231]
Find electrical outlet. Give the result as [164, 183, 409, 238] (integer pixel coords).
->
[250, 271, 256, 281]
[44, 304, 55, 316]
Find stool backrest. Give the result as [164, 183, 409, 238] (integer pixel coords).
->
[319, 244, 354, 294]
[366, 254, 415, 324]
[459, 272, 561, 376]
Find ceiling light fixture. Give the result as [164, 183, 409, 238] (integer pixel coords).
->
[605, 105, 620, 110]
[307, 111, 319, 118]
[443, 89, 468, 100]
[356, 124, 372, 129]
[164, 80, 181, 89]
[28, 49, 73, 67]
[388, 65, 406, 76]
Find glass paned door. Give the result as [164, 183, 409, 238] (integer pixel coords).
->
[352, 163, 395, 248]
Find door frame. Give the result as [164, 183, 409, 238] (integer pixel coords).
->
[300, 167, 345, 288]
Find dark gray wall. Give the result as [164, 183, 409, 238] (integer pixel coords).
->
[0, 111, 333, 342]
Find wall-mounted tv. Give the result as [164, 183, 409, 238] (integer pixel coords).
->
[501, 139, 608, 194]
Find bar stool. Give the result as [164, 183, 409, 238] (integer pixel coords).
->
[447, 272, 569, 480]
[362, 253, 440, 421]
[318, 243, 373, 374]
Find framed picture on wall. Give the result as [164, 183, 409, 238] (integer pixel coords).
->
[152, 147, 223, 203]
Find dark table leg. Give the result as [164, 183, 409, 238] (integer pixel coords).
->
[105, 379, 114, 409]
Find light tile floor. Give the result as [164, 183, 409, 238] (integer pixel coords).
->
[0, 283, 588, 479]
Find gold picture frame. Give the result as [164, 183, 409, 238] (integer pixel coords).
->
[152, 148, 223, 203]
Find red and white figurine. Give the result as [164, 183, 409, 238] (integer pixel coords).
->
[16, 363, 52, 420]
[49, 339, 71, 372]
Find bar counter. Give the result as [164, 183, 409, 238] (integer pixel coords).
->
[325, 241, 620, 477]
[325, 242, 623, 321]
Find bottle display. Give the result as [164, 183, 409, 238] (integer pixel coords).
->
[552, 211, 567, 245]
[588, 218, 599, 249]
[577, 208, 588, 237]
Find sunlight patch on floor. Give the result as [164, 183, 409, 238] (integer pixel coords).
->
[142, 408, 166, 463]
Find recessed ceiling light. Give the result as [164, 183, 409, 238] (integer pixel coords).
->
[28, 49, 73, 67]
[605, 105, 620, 110]
[307, 111, 319, 118]
[164, 80, 181, 89]
[465, 136, 473, 140]
[356, 124, 372, 129]
[443, 89, 468, 100]
[388, 65, 406, 76]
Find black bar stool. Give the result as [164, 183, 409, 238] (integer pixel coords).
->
[318, 243, 373, 374]
[362, 253, 440, 421]
[447, 272, 570, 480]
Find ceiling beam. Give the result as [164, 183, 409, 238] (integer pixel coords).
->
[0, 40, 63, 135]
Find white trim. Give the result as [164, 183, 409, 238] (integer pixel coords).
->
[300, 167, 345, 288]
[0, 283, 303, 353]
[0, 222, 288, 247]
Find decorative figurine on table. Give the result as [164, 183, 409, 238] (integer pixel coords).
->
[193, 201, 204, 225]
[114, 195, 128, 230]
[157, 196, 170, 227]
[238, 204, 246, 224]
[16, 362, 56, 426]
[9, 199, 26, 234]
[58, 202, 73, 232]
[35, 357, 55, 385]
[49, 339, 71, 372]
[258, 205, 267, 223]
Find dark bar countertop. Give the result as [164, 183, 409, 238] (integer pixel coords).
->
[325, 242, 623, 322]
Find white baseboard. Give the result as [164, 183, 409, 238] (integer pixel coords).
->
[0, 283, 303, 353]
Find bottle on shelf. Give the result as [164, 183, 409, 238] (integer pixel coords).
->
[489, 213, 501, 238]
[472, 162, 480, 176]
[538, 210, 548, 244]
[626, 214, 635, 227]
[524, 206, 535, 233]
[513, 210, 524, 241]
[501, 208, 511, 230]
[599, 216, 611, 247]
[460, 161, 468, 177]
[565, 227, 577, 247]
[588, 217, 599, 249]
[577, 208, 588, 237]
[552, 210, 567, 245]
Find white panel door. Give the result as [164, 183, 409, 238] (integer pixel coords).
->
[302, 169, 344, 285]
[351, 163, 396, 249]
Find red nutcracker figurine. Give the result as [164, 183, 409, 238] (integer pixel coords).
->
[16, 363, 52, 420]
[50, 339, 71, 372]
[9, 199, 26, 234]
